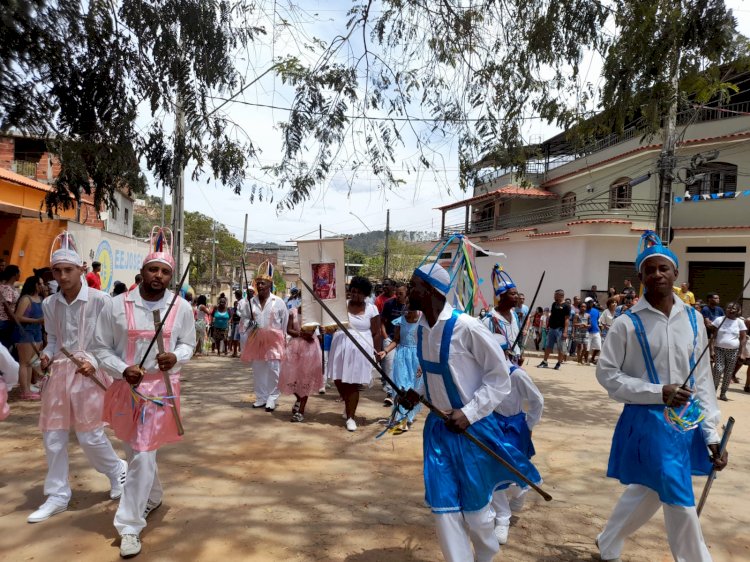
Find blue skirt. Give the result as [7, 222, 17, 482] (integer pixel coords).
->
[607, 404, 712, 506]
[423, 411, 541, 513]
[493, 411, 535, 458]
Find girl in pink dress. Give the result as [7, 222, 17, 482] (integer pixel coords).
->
[278, 307, 321, 422]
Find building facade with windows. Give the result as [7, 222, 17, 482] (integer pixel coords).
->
[437, 99, 750, 311]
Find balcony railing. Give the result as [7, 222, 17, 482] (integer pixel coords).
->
[442, 194, 657, 238]
[476, 100, 750, 186]
[12, 160, 38, 178]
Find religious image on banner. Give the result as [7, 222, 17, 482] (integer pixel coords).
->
[312, 262, 336, 300]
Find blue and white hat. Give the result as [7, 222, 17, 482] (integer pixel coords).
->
[414, 262, 451, 296]
[491, 264, 516, 297]
[635, 230, 678, 272]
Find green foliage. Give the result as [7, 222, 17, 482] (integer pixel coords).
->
[347, 234, 429, 281]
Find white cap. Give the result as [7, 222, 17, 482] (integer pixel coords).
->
[51, 248, 83, 267]
[584, 296, 594, 303]
[414, 263, 451, 295]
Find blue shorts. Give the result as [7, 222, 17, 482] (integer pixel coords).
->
[545, 328, 565, 352]
[230, 323, 241, 341]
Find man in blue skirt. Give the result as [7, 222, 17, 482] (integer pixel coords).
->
[596, 231, 728, 562]
[409, 262, 540, 562]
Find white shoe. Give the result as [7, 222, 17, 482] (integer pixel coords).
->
[28, 499, 67, 523]
[120, 534, 142, 558]
[143, 499, 162, 519]
[346, 418, 357, 432]
[251, 400, 266, 408]
[494, 523, 509, 545]
[110, 460, 128, 500]
[595, 538, 621, 562]
[265, 399, 276, 412]
[318, 387, 326, 394]
[30, 384, 41, 393]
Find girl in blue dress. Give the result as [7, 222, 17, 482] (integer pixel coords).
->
[380, 309, 422, 431]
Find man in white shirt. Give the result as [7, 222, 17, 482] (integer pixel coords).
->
[240, 269, 289, 412]
[482, 264, 521, 362]
[595, 231, 727, 562]
[29, 233, 126, 525]
[93, 227, 195, 558]
[409, 262, 540, 562]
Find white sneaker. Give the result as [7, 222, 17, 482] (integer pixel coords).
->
[265, 399, 276, 412]
[251, 400, 266, 408]
[30, 384, 41, 393]
[143, 499, 162, 519]
[28, 499, 67, 523]
[345, 418, 357, 432]
[120, 534, 142, 558]
[110, 460, 128, 500]
[494, 523, 509, 545]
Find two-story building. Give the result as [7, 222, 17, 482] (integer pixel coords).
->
[0, 132, 145, 291]
[437, 81, 750, 310]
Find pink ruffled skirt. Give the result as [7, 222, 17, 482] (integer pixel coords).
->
[103, 372, 182, 452]
[279, 338, 323, 398]
[241, 328, 286, 362]
[39, 354, 112, 432]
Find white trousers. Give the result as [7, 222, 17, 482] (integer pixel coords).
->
[114, 445, 163, 536]
[252, 360, 280, 404]
[43, 428, 122, 506]
[434, 505, 499, 562]
[491, 485, 527, 526]
[597, 484, 712, 562]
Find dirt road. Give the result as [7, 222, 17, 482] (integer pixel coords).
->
[1, 356, 747, 561]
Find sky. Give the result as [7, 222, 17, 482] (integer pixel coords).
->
[140, 0, 750, 245]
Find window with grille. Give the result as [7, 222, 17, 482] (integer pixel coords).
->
[609, 177, 632, 209]
[688, 162, 737, 196]
[561, 192, 576, 218]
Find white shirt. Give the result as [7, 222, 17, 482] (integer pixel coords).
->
[236, 297, 253, 333]
[0, 343, 19, 390]
[712, 316, 746, 350]
[599, 308, 615, 329]
[419, 302, 511, 425]
[92, 288, 196, 377]
[42, 283, 111, 368]
[250, 293, 289, 334]
[495, 365, 544, 429]
[481, 308, 520, 356]
[596, 294, 720, 444]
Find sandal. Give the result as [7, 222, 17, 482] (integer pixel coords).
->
[744, 386, 750, 393]
[290, 412, 304, 423]
[292, 400, 301, 415]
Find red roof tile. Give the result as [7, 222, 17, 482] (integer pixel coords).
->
[0, 167, 54, 192]
[567, 219, 633, 226]
[437, 184, 558, 211]
[527, 230, 571, 238]
[673, 225, 750, 231]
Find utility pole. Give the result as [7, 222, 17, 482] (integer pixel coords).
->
[210, 220, 217, 299]
[171, 26, 186, 286]
[160, 183, 166, 228]
[654, 3, 681, 246]
[383, 208, 390, 280]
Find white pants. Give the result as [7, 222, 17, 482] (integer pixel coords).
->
[252, 360, 280, 405]
[114, 445, 163, 536]
[491, 485, 527, 526]
[597, 484, 712, 562]
[43, 428, 122, 506]
[434, 505, 499, 562]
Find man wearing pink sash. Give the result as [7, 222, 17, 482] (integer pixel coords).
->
[240, 264, 288, 411]
[28, 232, 127, 525]
[93, 227, 195, 558]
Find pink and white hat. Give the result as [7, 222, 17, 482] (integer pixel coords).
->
[50, 231, 83, 266]
[143, 226, 175, 270]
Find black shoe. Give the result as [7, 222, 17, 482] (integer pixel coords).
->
[718, 394, 729, 401]
[554, 362, 561, 370]
[537, 361, 548, 368]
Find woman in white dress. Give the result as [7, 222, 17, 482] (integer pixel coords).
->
[326, 276, 382, 431]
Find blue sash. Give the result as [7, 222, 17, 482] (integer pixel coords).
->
[608, 306, 711, 506]
[417, 310, 541, 513]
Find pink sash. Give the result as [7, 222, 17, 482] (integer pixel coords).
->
[39, 297, 112, 432]
[103, 294, 182, 452]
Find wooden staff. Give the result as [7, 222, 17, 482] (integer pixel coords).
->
[59, 347, 107, 391]
[299, 278, 552, 502]
[697, 416, 734, 517]
[152, 310, 185, 436]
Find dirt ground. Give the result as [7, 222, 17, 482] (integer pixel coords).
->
[0, 354, 748, 562]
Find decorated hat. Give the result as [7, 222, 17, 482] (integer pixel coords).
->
[50, 231, 83, 266]
[491, 264, 516, 298]
[413, 233, 505, 314]
[143, 226, 175, 270]
[254, 260, 274, 283]
[635, 230, 678, 272]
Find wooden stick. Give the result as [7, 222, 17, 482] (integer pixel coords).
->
[59, 347, 107, 391]
[152, 310, 185, 436]
[299, 278, 552, 502]
[697, 416, 734, 517]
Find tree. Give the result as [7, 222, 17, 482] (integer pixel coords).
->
[359, 237, 425, 281]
